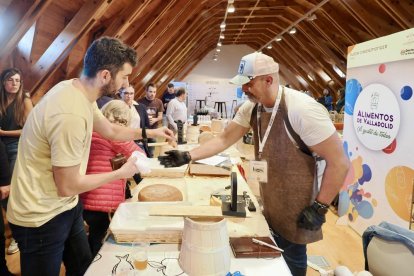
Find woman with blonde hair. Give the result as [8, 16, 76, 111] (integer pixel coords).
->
[80, 100, 144, 256]
[0, 68, 33, 255]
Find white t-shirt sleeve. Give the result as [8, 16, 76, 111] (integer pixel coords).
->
[232, 101, 255, 128]
[287, 93, 336, 147]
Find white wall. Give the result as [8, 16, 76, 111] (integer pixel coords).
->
[183, 45, 254, 117]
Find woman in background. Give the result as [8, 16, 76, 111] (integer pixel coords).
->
[0, 68, 33, 255]
[80, 100, 144, 256]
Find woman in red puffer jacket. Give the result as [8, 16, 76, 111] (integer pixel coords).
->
[80, 100, 145, 256]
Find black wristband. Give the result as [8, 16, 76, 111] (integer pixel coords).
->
[184, 151, 192, 163]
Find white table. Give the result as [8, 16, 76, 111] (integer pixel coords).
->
[85, 145, 291, 275]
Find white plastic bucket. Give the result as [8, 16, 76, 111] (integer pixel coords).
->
[179, 218, 230, 276]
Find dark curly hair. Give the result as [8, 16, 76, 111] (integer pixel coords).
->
[83, 36, 137, 78]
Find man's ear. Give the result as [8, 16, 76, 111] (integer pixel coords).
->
[265, 75, 273, 85]
[99, 69, 112, 84]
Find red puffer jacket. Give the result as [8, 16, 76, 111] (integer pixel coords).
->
[80, 132, 143, 213]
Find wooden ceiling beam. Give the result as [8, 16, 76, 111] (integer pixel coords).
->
[233, 0, 261, 43]
[27, 0, 113, 95]
[319, 4, 360, 45]
[121, 0, 172, 44]
[130, 0, 222, 88]
[337, 0, 379, 38]
[271, 36, 337, 92]
[374, 0, 413, 29]
[0, 0, 52, 66]
[102, 0, 152, 38]
[270, 43, 322, 96]
[134, 15, 222, 97]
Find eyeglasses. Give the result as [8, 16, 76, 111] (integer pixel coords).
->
[123, 92, 134, 96]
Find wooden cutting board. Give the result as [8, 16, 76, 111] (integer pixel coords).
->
[148, 205, 223, 218]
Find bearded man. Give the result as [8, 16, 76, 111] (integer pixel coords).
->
[6, 37, 174, 276]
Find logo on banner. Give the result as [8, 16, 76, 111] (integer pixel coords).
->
[353, 83, 400, 151]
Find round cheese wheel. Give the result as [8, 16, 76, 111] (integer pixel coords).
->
[138, 184, 183, 202]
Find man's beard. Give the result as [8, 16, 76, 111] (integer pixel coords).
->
[245, 93, 258, 103]
[100, 80, 117, 97]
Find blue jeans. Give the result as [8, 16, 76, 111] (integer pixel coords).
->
[10, 201, 92, 276]
[1, 141, 18, 210]
[362, 221, 414, 270]
[272, 230, 307, 276]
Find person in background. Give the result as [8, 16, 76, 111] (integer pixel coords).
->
[138, 83, 164, 156]
[6, 36, 174, 276]
[121, 85, 151, 152]
[158, 52, 350, 276]
[335, 88, 345, 113]
[81, 100, 145, 257]
[323, 88, 333, 111]
[0, 68, 34, 255]
[0, 140, 12, 276]
[161, 83, 175, 112]
[166, 87, 188, 134]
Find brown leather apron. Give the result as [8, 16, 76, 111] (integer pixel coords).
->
[250, 92, 322, 244]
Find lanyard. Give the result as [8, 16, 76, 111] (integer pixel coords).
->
[257, 87, 283, 160]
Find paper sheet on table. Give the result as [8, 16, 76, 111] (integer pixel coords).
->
[195, 155, 228, 166]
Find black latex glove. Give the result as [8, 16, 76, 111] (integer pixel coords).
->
[158, 150, 191, 167]
[297, 205, 326, 231]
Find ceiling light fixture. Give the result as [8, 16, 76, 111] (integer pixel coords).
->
[227, 4, 235, 13]
[258, 0, 330, 51]
[289, 27, 297, 34]
[307, 13, 317, 21]
[214, 0, 233, 62]
[267, 45, 272, 49]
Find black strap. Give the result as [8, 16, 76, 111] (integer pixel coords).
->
[282, 93, 313, 156]
[141, 125, 152, 158]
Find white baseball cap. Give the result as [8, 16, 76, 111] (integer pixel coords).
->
[230, 52, 279, 86]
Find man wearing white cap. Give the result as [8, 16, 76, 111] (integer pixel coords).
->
[159, 52, 350, 275]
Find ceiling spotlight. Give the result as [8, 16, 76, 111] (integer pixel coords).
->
[227, 4, 235, 13]
[267, 45, 272, 49]
[307, 13, 317, 21]
[220, 34, 225, 39]
[213, 57, 218, 61]
[216, 48, 221, 52]
[275, 36, 282, 42]
[289, 27, 297, 34]
[220, 22, 226, 29]
[217, 42, 222, 47]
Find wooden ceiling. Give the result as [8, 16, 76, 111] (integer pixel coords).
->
[0, 0, 413, 103]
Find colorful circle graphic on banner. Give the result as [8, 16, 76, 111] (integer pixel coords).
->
[345, 79, 362, 115]
[400, 85, 412, 101]
[385, 166, 414, 221]
[353, 83, 400, 151]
